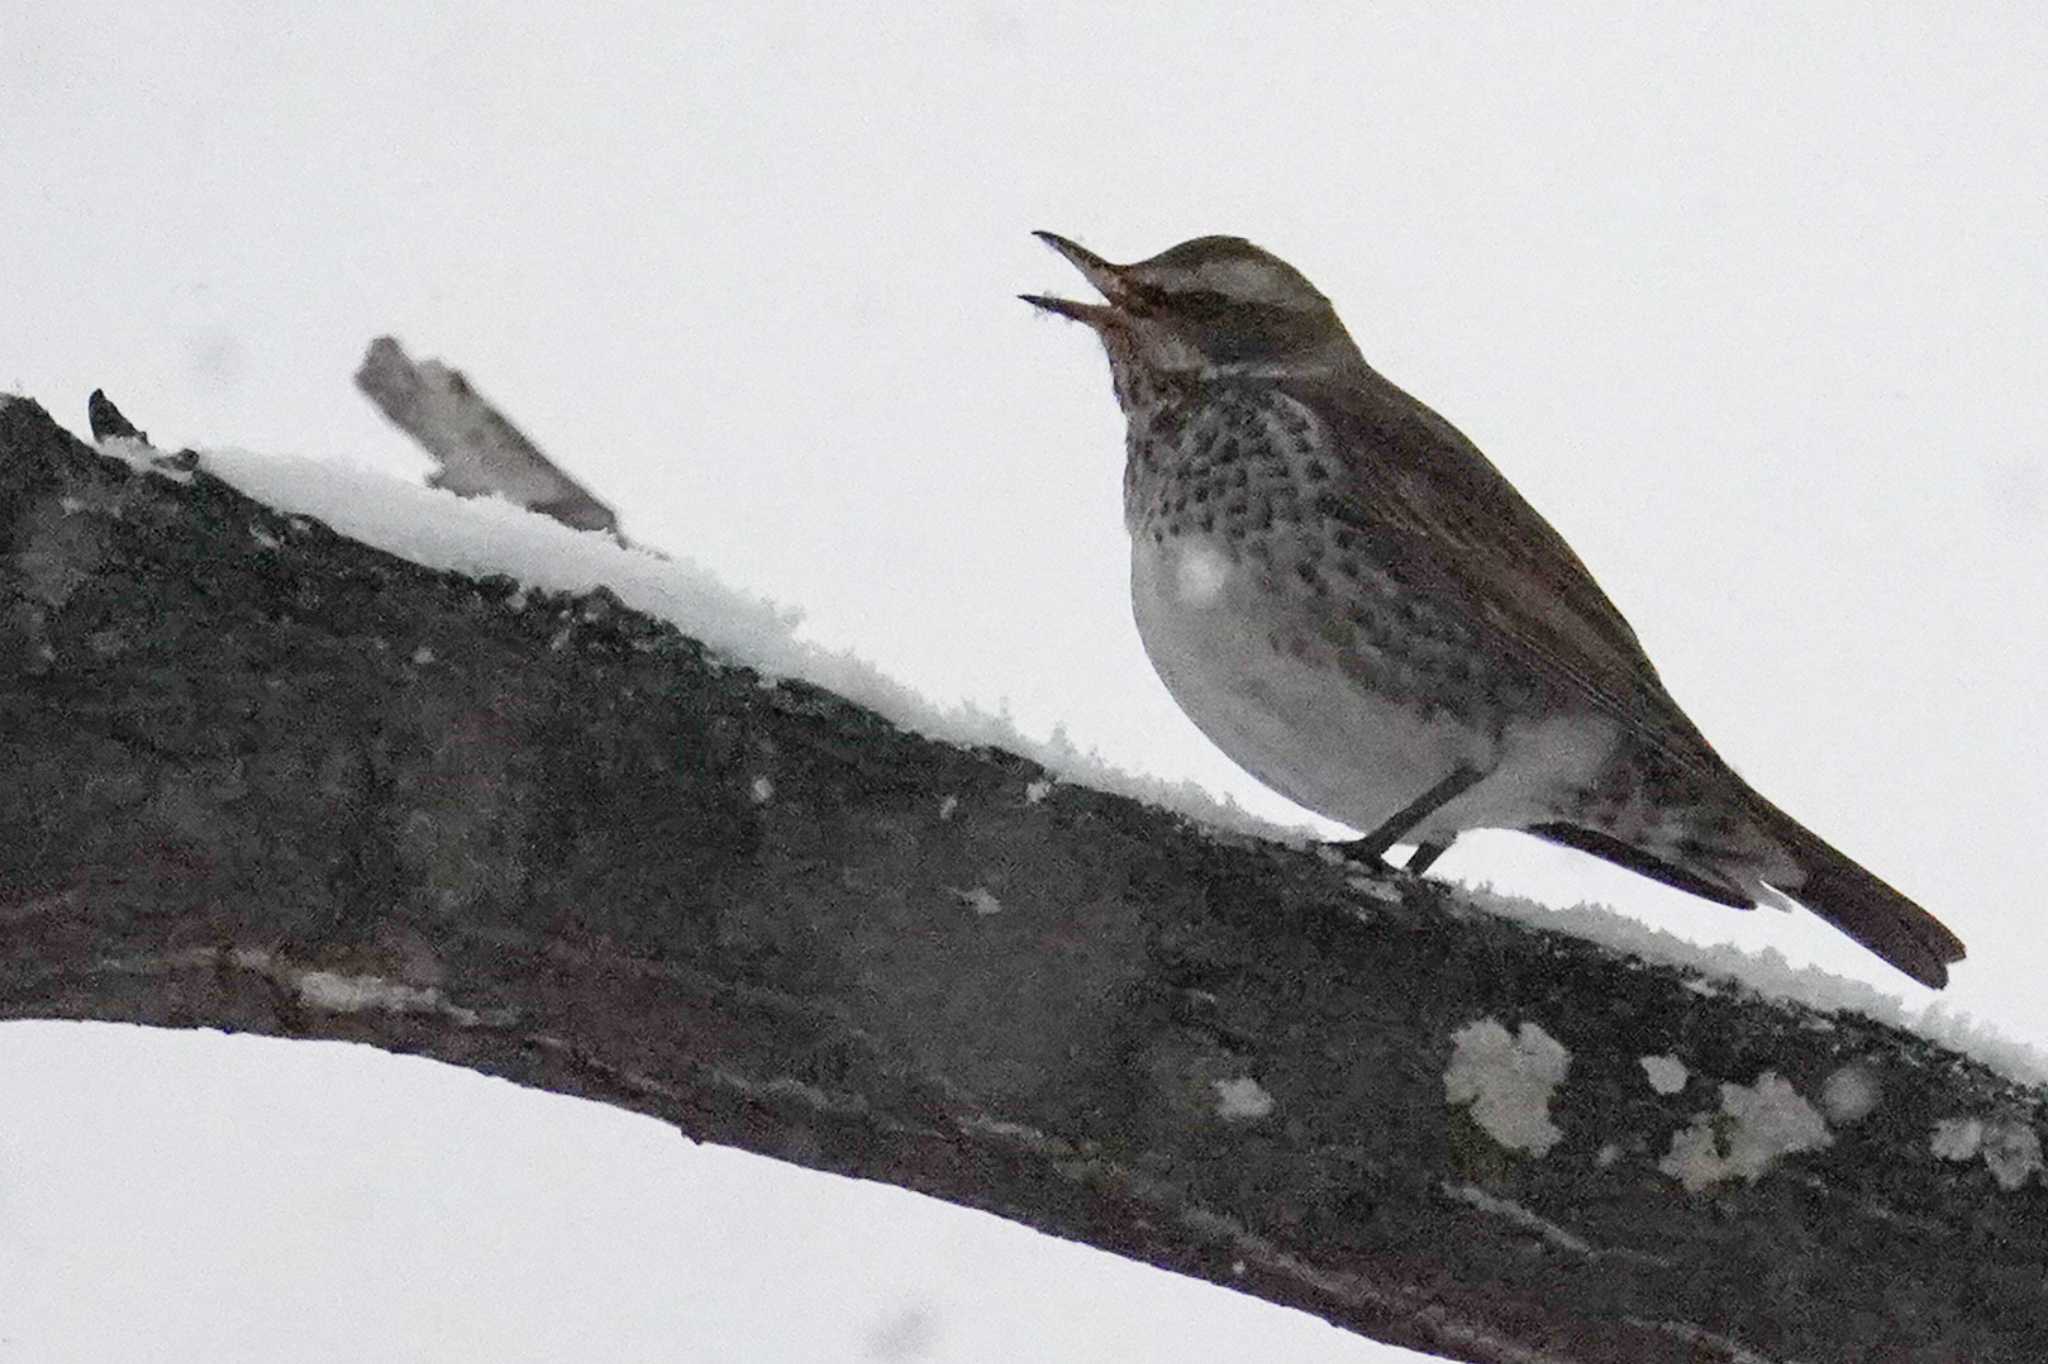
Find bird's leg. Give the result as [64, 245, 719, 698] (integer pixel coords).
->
[1339, 765, 1482, 867]
[1405, 838, 1454, 876]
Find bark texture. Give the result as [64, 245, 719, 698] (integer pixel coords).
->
[2, 394, 2042, 1363]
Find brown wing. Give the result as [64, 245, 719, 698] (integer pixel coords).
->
[1281, 369, 1966, 985]
[1282, 368, 1727, 775]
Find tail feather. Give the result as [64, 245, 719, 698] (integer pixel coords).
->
[1527, 803, 1966, 989]
[1756, 806, 1966, 990]
[1526, 822, 1751, 909]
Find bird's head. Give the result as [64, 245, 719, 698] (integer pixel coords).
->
[1023, 232, 1361, 409]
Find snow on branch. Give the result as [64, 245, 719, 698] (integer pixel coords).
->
[2, 394, 2043, 1364]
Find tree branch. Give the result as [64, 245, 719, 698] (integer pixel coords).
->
[354, 337, 618, 534]
[2, 394, 2041, 1363]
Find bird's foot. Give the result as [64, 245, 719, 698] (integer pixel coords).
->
[1333, 835, 1454, 878]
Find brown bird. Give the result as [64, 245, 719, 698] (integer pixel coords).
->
[1024, 232, 1965, 988]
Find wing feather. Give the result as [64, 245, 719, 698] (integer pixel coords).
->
[1282, 368, 1726, 776]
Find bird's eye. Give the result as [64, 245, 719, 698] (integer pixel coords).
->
[1124, 281, 1169, 317]
[1167, 289, 1232, 321]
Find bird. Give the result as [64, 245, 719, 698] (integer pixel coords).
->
[1022, 231, 1965, 989]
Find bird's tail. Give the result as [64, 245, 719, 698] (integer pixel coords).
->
[1746, 798, 1965, 989]
[1530, 791, 1965, 988]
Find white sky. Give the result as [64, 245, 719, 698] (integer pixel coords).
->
[4, 5, 2043, 1361]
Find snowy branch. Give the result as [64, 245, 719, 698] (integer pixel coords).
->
[2, 394, 2041, 1364]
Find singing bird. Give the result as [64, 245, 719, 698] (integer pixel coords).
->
[1024, 232, 1964, 988]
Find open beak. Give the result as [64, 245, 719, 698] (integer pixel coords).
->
[1021, 231, 1126, 326]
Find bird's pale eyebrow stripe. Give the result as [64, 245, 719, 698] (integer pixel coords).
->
[1191, 256, 1299, 305]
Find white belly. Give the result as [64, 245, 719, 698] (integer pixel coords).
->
[1129, 535, 1619, 842]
